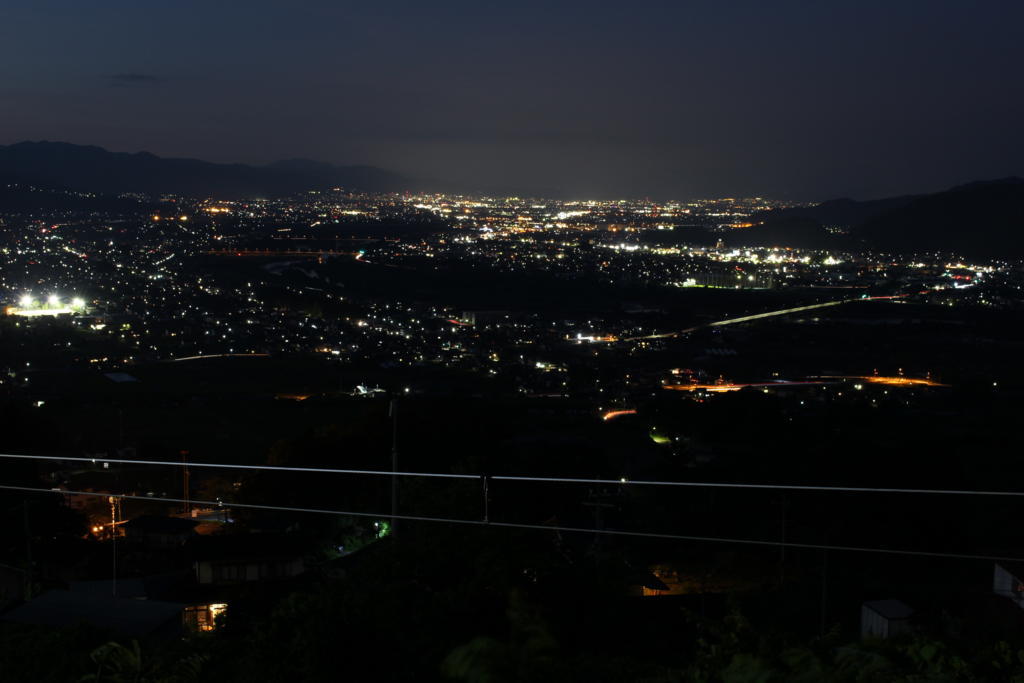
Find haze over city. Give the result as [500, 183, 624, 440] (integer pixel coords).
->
[3, 0, 1023, 199]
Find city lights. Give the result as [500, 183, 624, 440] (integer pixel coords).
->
[0, 0, 1021, 674]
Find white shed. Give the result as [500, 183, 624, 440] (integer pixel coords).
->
[993, 563, 1024, 609]
[861, 599, 915, 639]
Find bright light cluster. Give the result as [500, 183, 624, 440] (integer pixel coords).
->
[8, 293, 88, 317]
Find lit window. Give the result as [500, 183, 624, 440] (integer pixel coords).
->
[184, 603, 228, 632]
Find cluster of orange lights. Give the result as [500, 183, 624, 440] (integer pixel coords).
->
[663, 374, 745, 392]
[857, 375, 948, 387]
[662, 374, 948, 393]
[602, 409, 637, 421]
[663, 383, 744, 393]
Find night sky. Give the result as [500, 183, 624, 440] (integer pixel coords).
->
[1, 0, 1022, 200]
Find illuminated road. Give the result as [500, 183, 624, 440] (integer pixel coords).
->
[169, 353, 271, 362]
[602, 409, 638, 420]
[620, 293, 914, 342]
[202, 249, 356, 257]
[811, 374, 949, 387]
[663, 379, 835, 392]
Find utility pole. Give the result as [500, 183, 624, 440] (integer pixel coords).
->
[181, 450, 191, 517]
[389, 399, 398, 539]
[481, 474, 491, 523]
[779, 495, 787, 586]
[819, 548, 828, 636]
[582, 489, 617, 562]
[22, 501, 32, 600]
[109, 496, 119, 597]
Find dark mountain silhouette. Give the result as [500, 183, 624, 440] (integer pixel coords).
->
[0, 141, 409, 199]
[723, 216, 848, 250]
[742, 178, 1024, 256]
[739, 194, 922, 249]
[755, 195, 921, 230]
[857, 177, 1024, 256]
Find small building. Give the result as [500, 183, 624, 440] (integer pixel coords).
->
[1, 591, 186, 640]
[861, 599, 915, 639]
[188, 534, 306, 585]
[626, 570, 670, 597]
[69, 572, 185, 601]
[70, 574, 228, 633]
[122, 515, 198, 548]
[993, 563, 1024, 609]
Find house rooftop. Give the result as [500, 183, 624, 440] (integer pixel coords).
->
[123, 515, 198, 534]
[1, 591, 183, 637]
[186, 533, 307, 562]
[863, 599, 915, 620]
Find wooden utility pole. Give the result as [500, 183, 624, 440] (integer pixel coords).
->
[389, 399, 398, 538]
[109, 496, 118, 597]
[779, 495, 788, 586]
[181, 450, 191, 516]
[819, 548, 828, 635]
[22, 501, 32, 600]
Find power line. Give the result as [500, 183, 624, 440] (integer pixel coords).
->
[0, 452, 476, 480]
[491, 475, 1024, 498]
[1, 482, 1020, 564]
[2, 451, 1023, 498]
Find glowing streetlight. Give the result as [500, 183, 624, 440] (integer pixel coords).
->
[71, 297, 86, 310]
[19, 294, 34, 308]
[47, 294, 60, 307]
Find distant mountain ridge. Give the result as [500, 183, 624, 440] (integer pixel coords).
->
[857, 177, 1024, 256]
[745, 178, 1024, 256]
[0, 141, 410, 199]
[2, 141, 1021, 257]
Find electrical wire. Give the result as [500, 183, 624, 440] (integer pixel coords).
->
[1, 482, 1021, 564]
[2, 451, 1023, 498]
[0, 452, 476, 480]
[490, 475, 1024, 498]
